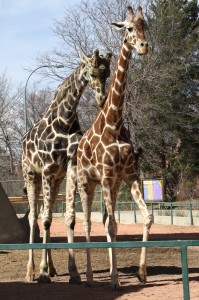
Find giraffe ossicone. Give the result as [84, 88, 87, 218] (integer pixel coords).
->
[22, 49, 112, 284]
[77, 5, 152, 289]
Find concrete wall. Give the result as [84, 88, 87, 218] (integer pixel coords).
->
[74, 211, 199, 227]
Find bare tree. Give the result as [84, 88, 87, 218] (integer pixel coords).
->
[0, 71, 24, 179]
[25, 83, 53, 127]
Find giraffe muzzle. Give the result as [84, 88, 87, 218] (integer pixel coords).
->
[138, 42, 148, 55]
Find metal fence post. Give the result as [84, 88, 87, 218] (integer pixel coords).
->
[151, 203, 154, 221]
[171, 203, 173, 225]
[189, 204, 193, 226]
[133, 202, 137, 223]
[62, 201, 64, 217]
[180, 246, 190, 300]
[100, 187, 104, 221]
[117, 203, 120, 223]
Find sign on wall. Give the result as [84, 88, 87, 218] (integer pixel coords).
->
[142, 178, 164, 201]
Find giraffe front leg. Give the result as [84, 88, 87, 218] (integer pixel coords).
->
[78, 179, 96, 286]
[25, 175, 40, 282]
[38, 174, 55, 283]
[26, 213, 37, 282]
[46, 178, 63, 278]
[65, 160, 81, 284]
[47, 249, 57, 277]
[38, 223, 51, 283]
[102, 183, 120, 290]
[130, 180, 153, 284]
[104, 214, 120, 289]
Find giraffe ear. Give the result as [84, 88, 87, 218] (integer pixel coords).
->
[127, 5, 135, 21]
[111, 21, 126, 31]
[79, 50, 89, 64]
[136, 6, 144, 20]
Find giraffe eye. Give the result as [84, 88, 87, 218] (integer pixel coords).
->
[127, 27, 133, 32]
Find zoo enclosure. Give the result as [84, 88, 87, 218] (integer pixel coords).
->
[1, 180, 199, 226]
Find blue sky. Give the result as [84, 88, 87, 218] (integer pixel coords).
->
[0, 0, 82, 87]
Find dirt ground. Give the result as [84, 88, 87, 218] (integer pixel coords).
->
[0, 217, 199, 300]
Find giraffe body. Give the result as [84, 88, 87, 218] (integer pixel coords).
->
[22, 50, 112, 283]
[77, 6, 152, 289]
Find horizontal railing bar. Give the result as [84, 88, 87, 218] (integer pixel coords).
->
[1, 240, 199, 250]
[8, 196, 199, 206]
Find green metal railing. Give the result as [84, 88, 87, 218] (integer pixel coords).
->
[60, 200, 199, 226]
[109, 200, 199, 226]
[0, 239, 198, 300]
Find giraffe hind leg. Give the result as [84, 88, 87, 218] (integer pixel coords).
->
[102, 184, 120, 290]
[46, 178, 63, 278]
[130, 179, 153, 283]
[77, 175, 96, 286]
[65, 159, 81, 284]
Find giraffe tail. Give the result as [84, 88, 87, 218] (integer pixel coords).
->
[134, 147, 144, 172]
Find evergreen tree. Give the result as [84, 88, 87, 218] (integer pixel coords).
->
[127, 0, 199, 200]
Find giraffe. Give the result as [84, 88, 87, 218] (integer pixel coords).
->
[22, 49, 112, 283]
[77, 6, 153, 289]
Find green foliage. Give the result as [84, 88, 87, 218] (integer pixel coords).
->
[126, 0, 199, 199]
[117, 182, 132, 202]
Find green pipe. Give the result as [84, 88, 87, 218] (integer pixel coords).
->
[181, 246, 190, 300]
[0, 240, 199, 250]
[189, 204, 193, 226]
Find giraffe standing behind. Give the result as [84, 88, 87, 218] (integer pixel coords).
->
[22, 49, 112, 283]
[77, 6, 152, 289]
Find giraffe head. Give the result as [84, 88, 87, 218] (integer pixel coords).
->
[112, 6, 148, 55]
[79, 49, 112, 107]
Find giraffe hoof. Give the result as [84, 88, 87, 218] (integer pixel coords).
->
[86, 272, 93, 286]
[85, 280, 94, 287]
[110, 278, 121, 291]
[110, 282, 121, 291]
[69, 275, 81, 285]
[136, 272, 147, 284]
[37, 273, 51, 283]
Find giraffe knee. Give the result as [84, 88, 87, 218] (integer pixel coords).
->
[105, 217, 118, 237]
[65, 215, 76, 230]
[144, 214, 153, 227]
[43, 220, 51, 230]
[27, 170, 35, 181]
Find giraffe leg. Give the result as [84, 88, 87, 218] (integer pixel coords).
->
[78, 178, 96, 286]
[26, 208, 37, 282]
[65, 159, 81, 284]
[47, 235, 57, 278]
[38, 173, 56, 283]
[38, 228, 51, 283]
[25, 173, 41, 282]
[47, 178, 63, 277]
[102, 182, 120, 290]
[128, 179, 153, 284]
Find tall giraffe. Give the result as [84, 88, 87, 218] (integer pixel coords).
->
[22, 49, 112, 283]
[77, 6, 152, 289]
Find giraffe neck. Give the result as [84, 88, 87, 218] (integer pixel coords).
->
[43, 64, 88, 124]
[103, 42, 132, 128]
